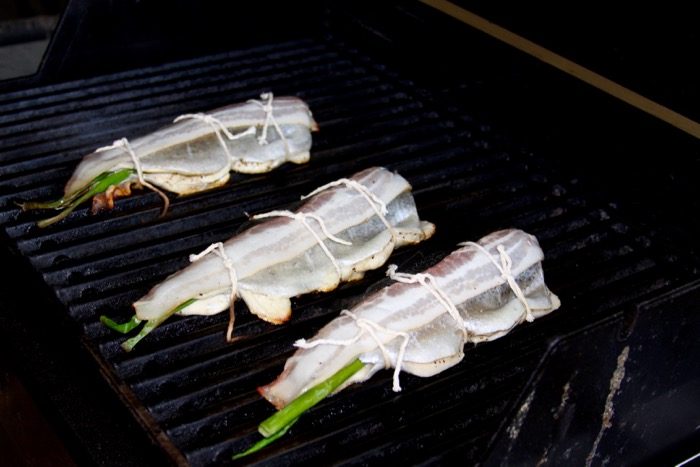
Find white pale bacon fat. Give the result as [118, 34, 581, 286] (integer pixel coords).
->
[259, 229, 561, 409]
[63, 96, 318, 199]
[133, 167, 436, 327]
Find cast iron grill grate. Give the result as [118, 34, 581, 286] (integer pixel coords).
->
[0, 37, 692, 465]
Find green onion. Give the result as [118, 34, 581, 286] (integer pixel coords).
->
[99, 314, 142, 334]
[259, 358, 365, 436]
[233, 358, 365, 459]
[232, 418, 299, 460]
[17, 169, 134, 227]
[121, 298, 197, 352]
[18, 171, 112, 211]
[18, 188, 85, 211]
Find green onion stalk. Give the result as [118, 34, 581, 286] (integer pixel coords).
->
[234, 358, 366, 460]
[18, 169, 134, 227]
[100, 298, 197, 352]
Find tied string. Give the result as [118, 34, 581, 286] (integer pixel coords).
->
[189, 242, 239, 342]
[96, 138, 170, 216]
[251, 210, 351, 280]
[459, 242, 534, 322]
[247, 92, 291, 155]
[295, 310, 410, 392]
[173, 113, 255, 160]
[386, 264, 468, 335]
[302, 178, 398, 241]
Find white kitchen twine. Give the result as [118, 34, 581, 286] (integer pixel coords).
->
[251, 210, 351, 280]
[295, 310, 410, 392]
[459, 242, 534, 322]
[302, 178, 397, 241]
[173, 113, 255, 160]
[386, 264, 468, 331]
[96, 138, 170, 216]
[248, 92, 291, 154]
[189, 242, 239, 342]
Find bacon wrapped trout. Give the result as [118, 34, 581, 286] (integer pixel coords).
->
[19, 93, 317, 227]
[236, 229, 560, 458]
[102, 167, 435, 351]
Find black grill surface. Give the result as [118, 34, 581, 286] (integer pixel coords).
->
[0, 37, 695, 465]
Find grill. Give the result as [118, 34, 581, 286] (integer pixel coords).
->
[1, 2, 699, 466]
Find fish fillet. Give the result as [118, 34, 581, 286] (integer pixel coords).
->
[133, 167, 436, 327]
[64, 96, 317, 197]
[260, 229, 560, 408]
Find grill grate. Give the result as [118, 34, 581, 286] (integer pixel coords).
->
[0, 37, 692, 465]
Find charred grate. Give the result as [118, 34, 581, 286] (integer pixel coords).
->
[0, 37, 693, 465]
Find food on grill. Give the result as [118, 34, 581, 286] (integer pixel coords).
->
[236, 229, 560, 458]
[19, 93, 317, 227]
[101, 167, 436, 351]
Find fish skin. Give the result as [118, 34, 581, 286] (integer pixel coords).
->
[64, 97, 316, 196]
[133, 167, 435, 324]
[259, 229, 560, 409]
